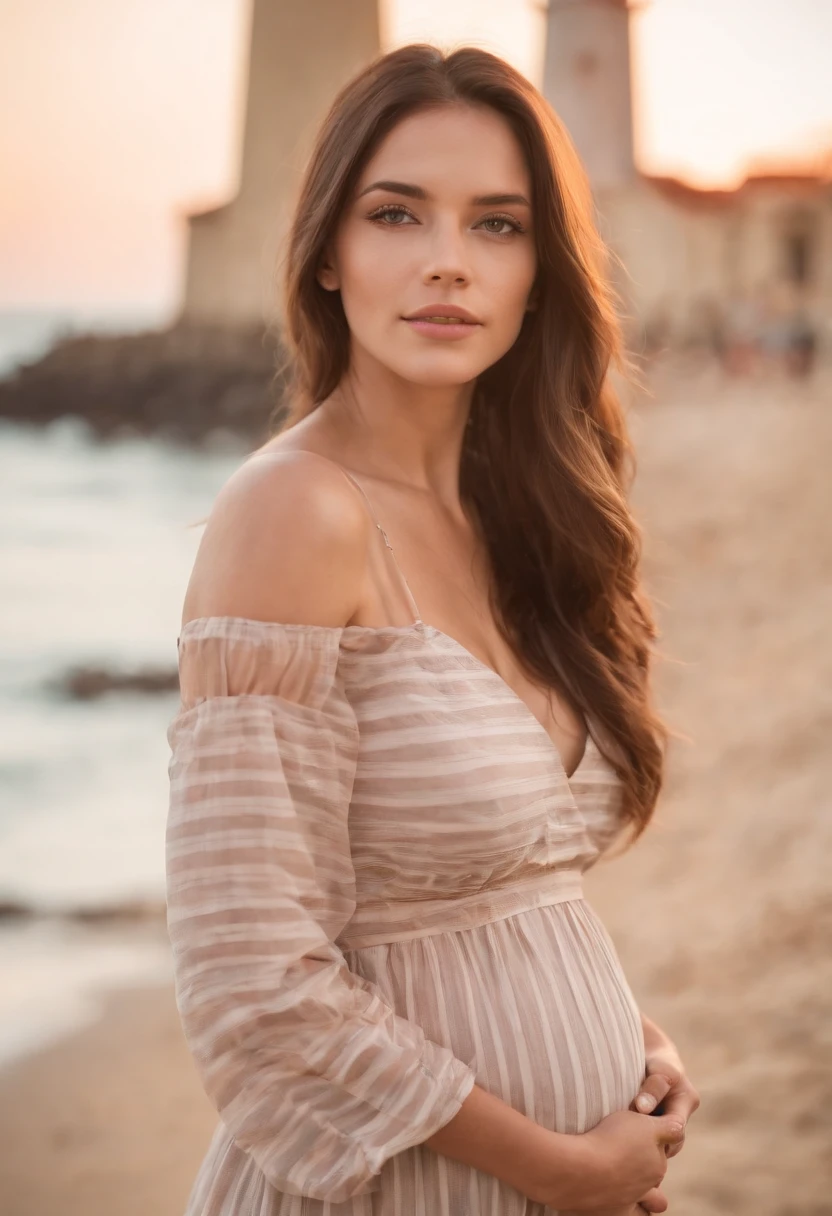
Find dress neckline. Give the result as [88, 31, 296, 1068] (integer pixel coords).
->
[177, 614, 595, 784]
[417, 621, 594, 784]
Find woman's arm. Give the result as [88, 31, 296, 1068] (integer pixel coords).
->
[169, 454, 479, 1202]
[425, 1084, 588, 1206]
[427, 1083, 683, 1212]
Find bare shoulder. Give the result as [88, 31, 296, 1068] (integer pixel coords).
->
[181, 449, 372, 629]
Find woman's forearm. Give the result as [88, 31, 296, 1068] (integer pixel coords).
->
[640, 1010, 677, 1053]
[423, 1082, 585, 1207]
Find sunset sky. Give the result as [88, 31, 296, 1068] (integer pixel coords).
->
[1, 0, 830, 315]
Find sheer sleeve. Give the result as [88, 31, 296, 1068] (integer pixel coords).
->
[165, 617, 476, 1203]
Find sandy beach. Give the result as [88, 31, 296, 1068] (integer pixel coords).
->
[2, 354, 830, 1216]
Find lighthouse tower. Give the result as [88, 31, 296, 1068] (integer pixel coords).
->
[542, 0, 637, 193]
[180, 0, 380, 327]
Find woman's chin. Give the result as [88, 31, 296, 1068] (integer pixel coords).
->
[384, 354, 492, 389]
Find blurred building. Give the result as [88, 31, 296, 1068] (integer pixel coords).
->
[544, 0, 831, 353]
[180, 0, 832, 355]
[600, 167, 830, 356]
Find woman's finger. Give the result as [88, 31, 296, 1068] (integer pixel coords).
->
[660, 1083, 701, 1126]
[664, 1121, 687, 1159]
[636, 1186, 669, 1212]
[631, 1071, 673, 1114]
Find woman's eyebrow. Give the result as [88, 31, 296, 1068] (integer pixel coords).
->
[356, 180, 531, 207]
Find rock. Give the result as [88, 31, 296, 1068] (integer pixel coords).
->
[52, 665, 180, 700]
[65, 899, 168, 924]
[0, 321, 290, 443]
[0, 897, 167, 923]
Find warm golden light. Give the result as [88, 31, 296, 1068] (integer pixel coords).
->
[1, 0, 829, 310]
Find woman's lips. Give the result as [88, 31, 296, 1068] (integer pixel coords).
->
[402, 316, 482, 340]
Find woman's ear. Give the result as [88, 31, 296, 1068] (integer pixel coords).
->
[316, 248, 340, 292]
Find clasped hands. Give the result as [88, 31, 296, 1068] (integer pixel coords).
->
[627, 1016, 700, 1215]
[559, 1014, 699, 1216]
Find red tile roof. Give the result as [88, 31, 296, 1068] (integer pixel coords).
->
[640, 167, 830, 209]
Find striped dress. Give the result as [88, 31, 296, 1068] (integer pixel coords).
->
[165, 473, 646, 1216]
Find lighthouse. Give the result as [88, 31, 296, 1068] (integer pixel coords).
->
[542, 0, 638, 192]
[180, 0, 380, 328]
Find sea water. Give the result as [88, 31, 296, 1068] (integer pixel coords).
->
[0, 413, 246, 1060]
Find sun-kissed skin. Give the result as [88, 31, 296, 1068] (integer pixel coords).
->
[183, 101, 699, 1213]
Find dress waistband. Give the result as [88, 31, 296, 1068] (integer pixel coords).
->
[337, 869, 584, 950]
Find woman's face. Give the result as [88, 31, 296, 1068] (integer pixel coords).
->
[318, 102, 538, 388]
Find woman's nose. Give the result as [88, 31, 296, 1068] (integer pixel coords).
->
[422, 221, 471, 286]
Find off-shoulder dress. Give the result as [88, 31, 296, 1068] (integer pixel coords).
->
[165, 463, 646, 1215]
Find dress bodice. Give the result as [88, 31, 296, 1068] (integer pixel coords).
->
[175, 616, 626, 952]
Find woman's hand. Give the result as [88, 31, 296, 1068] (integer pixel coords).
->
[631, 1014, 701, 1160]
[537, 1109, 684, 1212]
[564, 1187, 669, 1216]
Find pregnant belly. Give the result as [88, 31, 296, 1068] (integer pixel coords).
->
[345, 897, 646, 1136]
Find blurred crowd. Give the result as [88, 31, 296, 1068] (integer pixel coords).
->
[644, 284, 823, 379]
[713, 289, 819, 378]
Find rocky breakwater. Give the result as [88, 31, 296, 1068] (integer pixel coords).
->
[0, 321, 289, 444]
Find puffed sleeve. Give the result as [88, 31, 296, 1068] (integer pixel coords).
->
[165, 617, 476, 1203]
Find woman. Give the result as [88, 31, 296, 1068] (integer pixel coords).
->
[166, 44, 699, 1216]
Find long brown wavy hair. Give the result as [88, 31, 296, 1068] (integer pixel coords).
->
[276, 43, 668, 842]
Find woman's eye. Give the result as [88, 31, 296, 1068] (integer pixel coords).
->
[369, 204, 416, 225]
[478, 215, 523, 236]
[368, 206, 524, 235]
